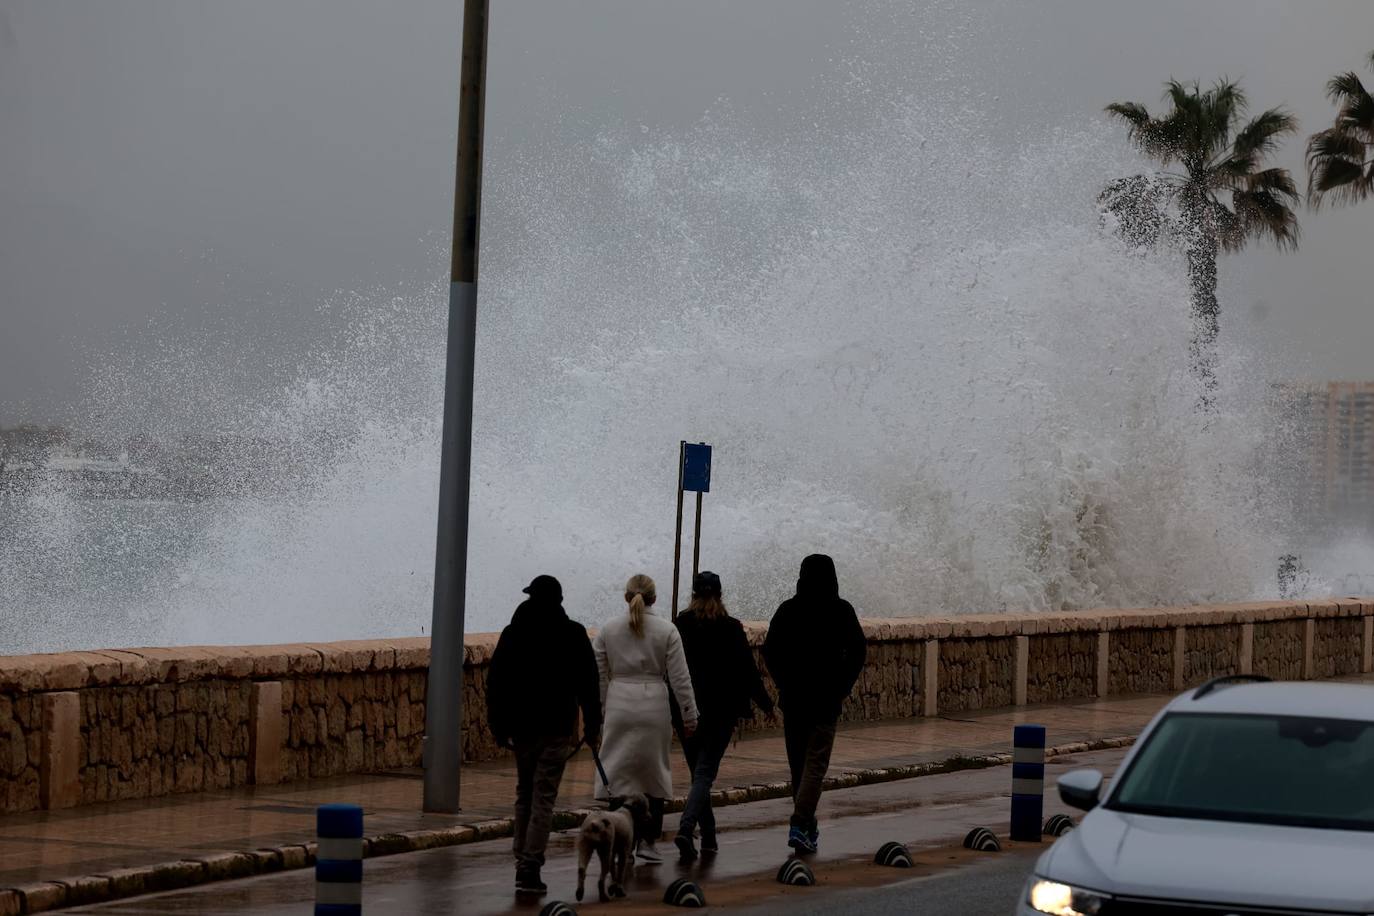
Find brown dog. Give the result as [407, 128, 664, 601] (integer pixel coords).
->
[575, 793, 649, 902]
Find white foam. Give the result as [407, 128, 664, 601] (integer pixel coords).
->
[0, 78, 1338, 653]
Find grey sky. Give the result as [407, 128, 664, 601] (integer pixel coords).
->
[2, 0, 1373, 424]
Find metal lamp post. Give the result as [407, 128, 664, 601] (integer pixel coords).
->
[423, 0, 489, 815]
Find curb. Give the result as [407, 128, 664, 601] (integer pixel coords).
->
[0, 735, 1135, 914]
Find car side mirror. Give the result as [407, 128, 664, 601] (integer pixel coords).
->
[1058, 769, 1104, 811]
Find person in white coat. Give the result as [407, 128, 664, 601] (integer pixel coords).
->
[593, 573, 699, 864]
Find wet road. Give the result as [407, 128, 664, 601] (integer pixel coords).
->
[737, 848, 1039, 915]
[71, 748, 1122, 914]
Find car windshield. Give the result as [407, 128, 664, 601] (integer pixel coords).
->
[1109, 711, 1374, 831]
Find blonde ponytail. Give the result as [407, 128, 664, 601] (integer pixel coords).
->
[624, 574, 656, 638]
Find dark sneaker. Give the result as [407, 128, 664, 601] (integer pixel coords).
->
[701, 832, 719, 854]
[675, 834, 698, 863]
[787, 826, 818, 855]
[515, 867, 547, 895]
[809, 827, 820, 849]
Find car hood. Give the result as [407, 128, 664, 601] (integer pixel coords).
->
[1042, 808, 1374, 911]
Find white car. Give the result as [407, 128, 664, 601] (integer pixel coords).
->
[1018, 676, 1374, 915]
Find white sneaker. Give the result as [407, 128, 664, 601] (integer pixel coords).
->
[636, 840, 664, 864]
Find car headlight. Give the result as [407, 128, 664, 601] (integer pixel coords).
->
[1027, 878, 1111, 915]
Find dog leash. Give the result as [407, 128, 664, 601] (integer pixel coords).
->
[557, 735, 612, 791]
[591, 746, 611, 791]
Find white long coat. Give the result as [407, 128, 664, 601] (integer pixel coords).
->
[593, 608, 699, 799]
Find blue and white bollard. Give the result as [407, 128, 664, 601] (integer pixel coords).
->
[316, 803, 363, 915]
[1010, 724, 1045, 843]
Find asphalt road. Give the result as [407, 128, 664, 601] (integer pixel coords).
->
[736, 850, 1039, 915]
[70, 748, 1120, 915]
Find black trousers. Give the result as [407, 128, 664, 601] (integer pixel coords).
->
[783, 713, 838, 833]
[512, 737, 573, 868]
[646, 795, 665, 842]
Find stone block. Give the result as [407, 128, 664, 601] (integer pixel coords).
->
[197, 852, 257, 880]
[1303, 618, 1315, 680]
[1365, 617, 1373, 674]
[36, 653, 90, 691]
[921, 640, 938, 716]
[0, 658, 49, 693]
[40, 691, 80, 810]
[250, 681, 283, 785]
[100, 867, 148, 898]
[17, 883, 66, 912]
[1013, 635, 1029, 706]
[127, 647, 220, 684]
[146, 860, 207, 891]
[279, 844, 310, 869]
[60, 874, 112, 906]
[1095, 631, 1109, 697]
[94, 649, 159, 685]
[242, 848, 280, 872]
[1172, 627, 1187, 692]
[0, 889, 19, 916]
[246, 646, 291, 679]
[1239, 622, 1254, 675]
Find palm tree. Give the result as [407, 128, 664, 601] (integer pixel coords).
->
[1101, 80, 1300, 408]
[1307, 52, 1374, 209]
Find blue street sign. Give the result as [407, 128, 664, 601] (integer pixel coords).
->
[682, 443, 712, 493]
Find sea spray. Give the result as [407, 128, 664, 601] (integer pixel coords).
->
[0, 75, 1316, 652]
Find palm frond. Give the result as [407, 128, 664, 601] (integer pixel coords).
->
[1307, 127, 1367, 164]
[1306, 122, 1374, 208]
[1326, 71, 1372, 107]
[1230, 108, 1298, 160]
[1199, 80, 1248, 161]
[1231, 191, 1300, 252]
[1151, 79, 1250, 171]
[1309, 151, 1374, 208]
[1105, 101, 1151, 128]
[1164, 79, 1200, 114]
[1105, 101, 1176, 162]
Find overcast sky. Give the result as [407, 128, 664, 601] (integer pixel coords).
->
[2, 0, 1373, 425]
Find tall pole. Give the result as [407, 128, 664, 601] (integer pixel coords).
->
[692, 490, 703, 579]
[671, 440, 685, 620]
[423, 0, 489, 815]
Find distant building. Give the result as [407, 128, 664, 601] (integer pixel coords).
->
[1271, 381, 1374, 525]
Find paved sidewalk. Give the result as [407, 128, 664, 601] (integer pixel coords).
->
[0, 692, 1168, 897]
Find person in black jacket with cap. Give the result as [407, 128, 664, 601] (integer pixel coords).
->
[762, 554, 867, 855]
[671, 571, 775, 863]
[487, 575, 601, 896]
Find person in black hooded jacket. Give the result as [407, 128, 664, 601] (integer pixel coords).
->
[761, 554, 867, 855]
[671, 571, 775, 862]
[487, 575, 601, 896]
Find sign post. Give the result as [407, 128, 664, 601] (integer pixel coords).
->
[672, 442, 712, 620]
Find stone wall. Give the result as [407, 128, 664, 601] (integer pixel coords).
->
[1108, 628, 1174, 695]
[1313, 617, 1364, 679]
[1183, 624, 1241, 686]
[1254, 619, 1306, 680]
[938, 637, 1016, 712]
[1026, 632, 1098, 703]
[1, 600, 1370, 815]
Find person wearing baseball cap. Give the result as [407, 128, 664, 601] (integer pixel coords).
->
[671, 570, 775, 863]
[488, 575, 601, 896]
